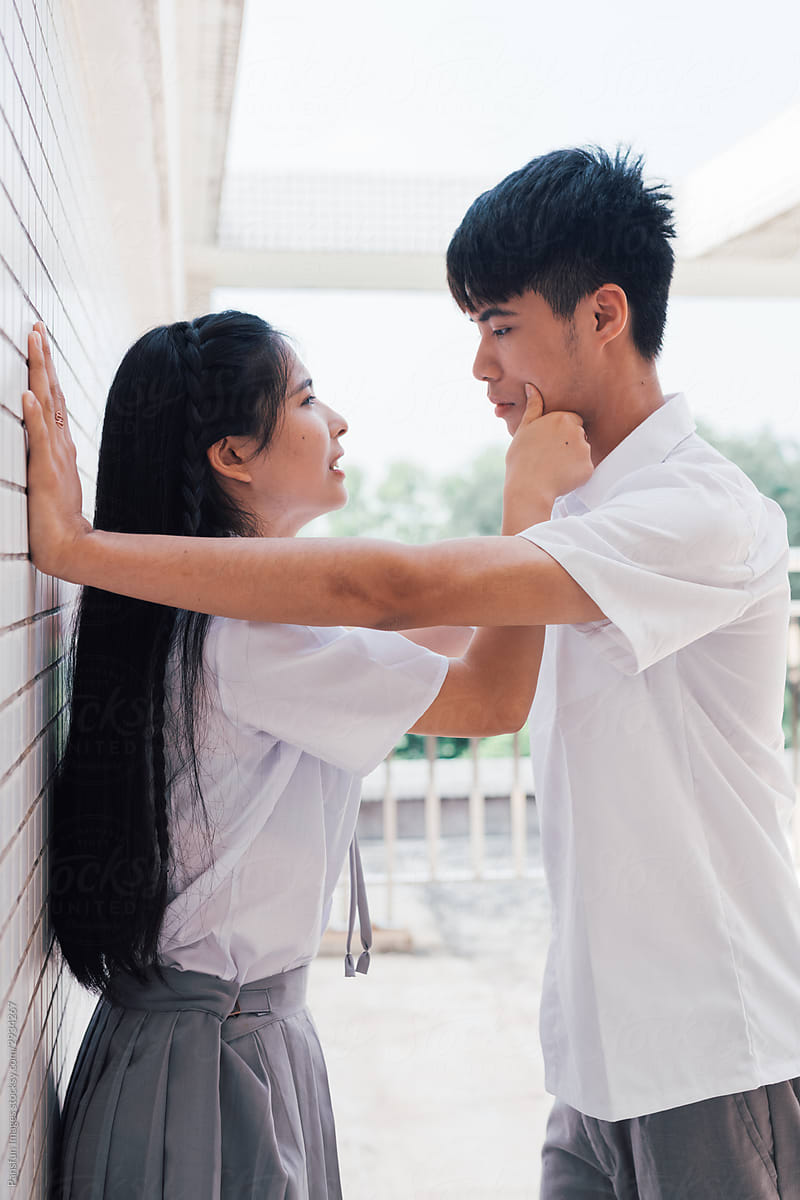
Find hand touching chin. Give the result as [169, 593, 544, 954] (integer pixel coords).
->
[504, 408, 524, 436]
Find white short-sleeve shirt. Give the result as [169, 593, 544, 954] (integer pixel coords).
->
[519, 393, 800, 1121]
[158, 620, 448, 983]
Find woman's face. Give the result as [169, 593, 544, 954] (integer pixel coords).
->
[212, 351, 349, 536]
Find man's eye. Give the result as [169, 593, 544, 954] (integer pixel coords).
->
[492, 327, 511, 339]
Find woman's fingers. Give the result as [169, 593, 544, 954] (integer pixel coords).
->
[22, 390, 50, 453]
[28, 325, 73, 446]
[33, 321, 66, 410]
[22, 390, 56, 486]
[25, 327, 78, 480]
[27, 330, 54, 417]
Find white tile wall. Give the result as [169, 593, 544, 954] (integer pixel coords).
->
[0, 1, 136, 1194]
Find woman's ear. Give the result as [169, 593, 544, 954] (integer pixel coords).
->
[591, 285, 628, 345]
[206, 436, 253, 484]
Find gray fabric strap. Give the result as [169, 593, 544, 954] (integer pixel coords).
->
[228, 963, 310, 1018]
[344, 833, 373, 977]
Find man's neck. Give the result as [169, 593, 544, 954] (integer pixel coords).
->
[585, 362, 665, 466]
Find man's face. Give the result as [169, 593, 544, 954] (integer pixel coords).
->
[469, 290, 593, 435]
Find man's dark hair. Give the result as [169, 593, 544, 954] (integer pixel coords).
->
[446, 146, 676, 359]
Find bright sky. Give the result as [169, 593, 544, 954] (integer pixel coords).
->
[226, 0, 800, 183]
[218, 0, 800, 484]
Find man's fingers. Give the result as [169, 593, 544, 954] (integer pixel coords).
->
[522, 382, 545, 423]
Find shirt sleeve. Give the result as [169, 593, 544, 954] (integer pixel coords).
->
[208, 620, 449, 776]
[517, 467, 787, 676]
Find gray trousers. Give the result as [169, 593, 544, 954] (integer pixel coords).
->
[541, 1080, 800, 1199]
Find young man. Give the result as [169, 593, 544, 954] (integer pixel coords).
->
[445, 147, 800, 1198]
[24, 148, 800, 1197]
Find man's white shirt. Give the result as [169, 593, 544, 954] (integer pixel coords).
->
[519, 393, 800, 1121]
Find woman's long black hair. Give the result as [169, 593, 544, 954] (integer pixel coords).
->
[50, 311, 291, 992]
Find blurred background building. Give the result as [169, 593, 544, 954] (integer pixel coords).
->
[1, 0, 799, 1195]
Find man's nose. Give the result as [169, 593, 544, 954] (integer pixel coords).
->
[472, 339, 498, 383]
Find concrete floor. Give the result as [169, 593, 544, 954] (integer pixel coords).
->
[309, 873, 553, 1200]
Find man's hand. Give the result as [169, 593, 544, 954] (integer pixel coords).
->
[502, 383, 593, 534]
[22, 323, 90, 578]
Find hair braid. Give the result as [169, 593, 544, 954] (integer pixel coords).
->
[175, 321, 206, 536]
[143, 609, 176, 977]
[144, 322, 204, 966]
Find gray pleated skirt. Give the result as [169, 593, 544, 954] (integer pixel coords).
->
[52, 962, 342, 1199]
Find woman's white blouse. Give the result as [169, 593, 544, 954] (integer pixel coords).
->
[158, 619, 448, 983]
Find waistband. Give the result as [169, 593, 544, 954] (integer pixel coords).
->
[229, 964, 309, 1019]
[102, 831, 371, 1016]
[104, 962, 309, 1022]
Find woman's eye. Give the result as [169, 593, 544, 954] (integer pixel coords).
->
[302, 394, 316, 406]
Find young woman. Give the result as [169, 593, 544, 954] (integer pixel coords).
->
[23, 315, 593, 1199]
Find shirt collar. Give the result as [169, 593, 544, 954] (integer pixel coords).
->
[564, 393, 696, 512]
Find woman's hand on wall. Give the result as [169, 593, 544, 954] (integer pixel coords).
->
[22, 324, 90, 578]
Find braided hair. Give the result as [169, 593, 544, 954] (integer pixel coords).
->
[50, 312, 291, 991]
[177, 321, 206, 536]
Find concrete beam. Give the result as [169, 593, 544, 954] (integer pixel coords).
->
[70, 0, 245, 328]
[177, 0, 246, 248]
[69, 0, 184, 327]
[190, 245, 450, 291]
[675, 104, 800, 259]
[671, 256, 800, 297]
[191, 244, 800, 298]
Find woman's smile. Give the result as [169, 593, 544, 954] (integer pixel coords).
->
[239, 353, 349, 535]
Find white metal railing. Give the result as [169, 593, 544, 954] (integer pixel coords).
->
[337, 731, 535, 927]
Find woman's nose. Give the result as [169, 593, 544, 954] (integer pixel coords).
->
[329, 408, 348, 437]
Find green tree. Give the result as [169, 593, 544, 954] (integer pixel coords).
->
[697, 422, 800, 547]
[698, 421, 800, 744]
[438, 446, 506, 537]
[326, 461, 443, 542]
[393, 733, 470, 760]
[325, 463, 375, 537]
[373, 461, 442, 543]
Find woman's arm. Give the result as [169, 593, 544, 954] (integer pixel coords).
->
[410, 626, 544, 737]
[399, 626, 475, 656]
[24, 326, 603, 631]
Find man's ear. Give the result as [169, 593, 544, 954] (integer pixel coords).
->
[206, 436, 253, 484]
[591, 284, 628, 345]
